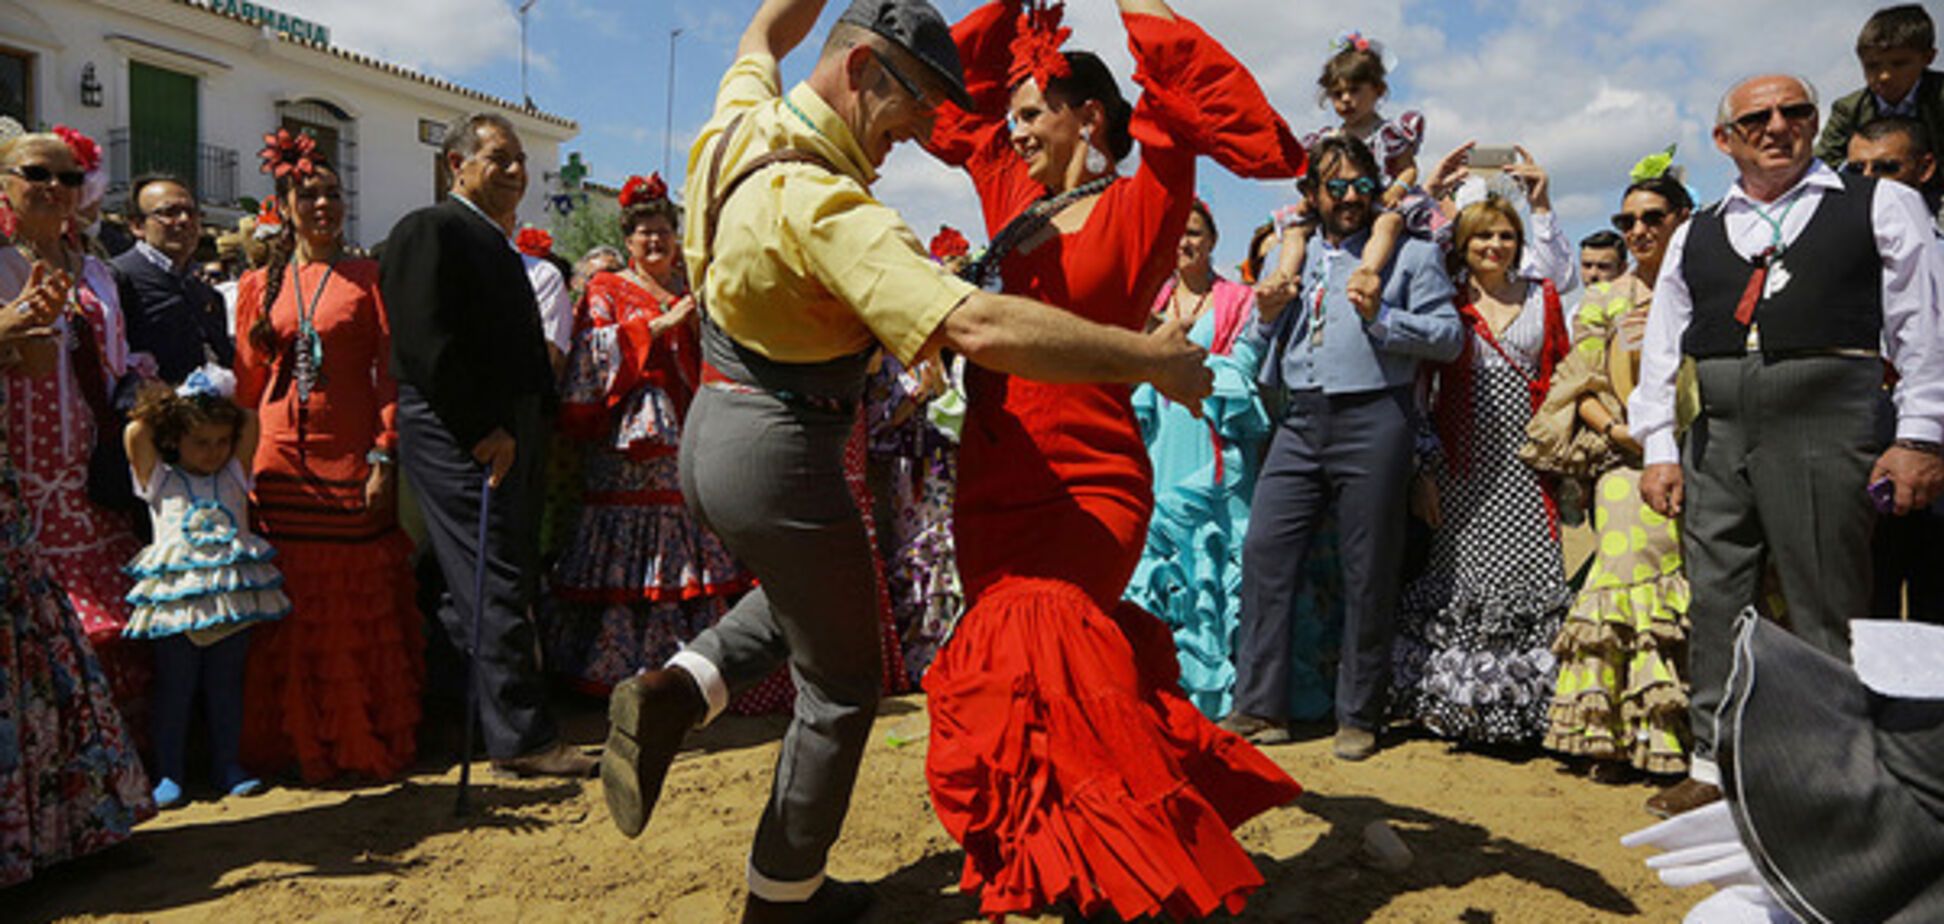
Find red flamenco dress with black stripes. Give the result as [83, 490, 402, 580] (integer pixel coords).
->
[921, 3, 1307, 920]
[233, 257, 422, 782]
[544, 271, 752, 695]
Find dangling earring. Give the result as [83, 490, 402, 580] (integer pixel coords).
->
[1082, 126, 1108, 175]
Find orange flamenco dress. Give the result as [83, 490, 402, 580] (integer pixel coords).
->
[921, 4, 1308, 920]
[234, 258, 422, 782]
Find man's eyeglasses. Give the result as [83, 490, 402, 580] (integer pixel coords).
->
[1844, 158, 1906, 178]
[870, 49, 932, 110]
[5, 164, 85, 188]
[143, 203, 199, 222]
[1324, 176, 1380, 198]
[1729, 102, 1817, 136]
[1611, 209, 1669, 233]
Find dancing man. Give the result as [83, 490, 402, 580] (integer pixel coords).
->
[598, 1, 1213, 920]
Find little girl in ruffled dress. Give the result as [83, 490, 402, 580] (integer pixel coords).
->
[1262, 30, 1431, 308]
[123, 364, 290, 808]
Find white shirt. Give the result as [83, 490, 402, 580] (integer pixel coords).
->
[524, 254, 572, 356]
[1630, 161, 1944, 464]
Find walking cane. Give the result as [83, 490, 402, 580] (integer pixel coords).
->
[455, 467, 493, 817]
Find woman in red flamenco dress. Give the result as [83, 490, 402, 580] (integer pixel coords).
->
[922, 1, 1308, 919]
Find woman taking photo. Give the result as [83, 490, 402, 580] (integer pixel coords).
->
[235, 130, 421, 782]
[921, 1, 1306, 918]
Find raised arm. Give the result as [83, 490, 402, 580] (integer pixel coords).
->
[738, 0, 827, 61]
[1115, 0, 1176, 19]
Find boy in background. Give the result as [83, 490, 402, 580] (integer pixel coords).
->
[1817, 3, 1944, 200]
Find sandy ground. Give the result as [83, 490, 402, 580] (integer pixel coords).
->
[21, 529, 1696, 923]
[17, 689, 1692, 924]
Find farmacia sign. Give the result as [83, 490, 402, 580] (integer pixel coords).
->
[205, 0, 331, 46]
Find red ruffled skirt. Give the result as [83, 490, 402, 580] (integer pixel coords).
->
[241, 531, 423, 782]
[925, 577, 1301, 921]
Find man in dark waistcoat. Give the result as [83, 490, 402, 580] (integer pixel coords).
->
[110, 173, 231, 382]
[1629, 73, 1944, 818]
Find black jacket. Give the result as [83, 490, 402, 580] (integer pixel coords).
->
[110, 246, 233, 383]
[381, 197, 555, 448]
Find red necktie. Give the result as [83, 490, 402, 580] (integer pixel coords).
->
[1733, 246, 1778, 326]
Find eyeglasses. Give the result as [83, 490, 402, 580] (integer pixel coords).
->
[1844, 158, 1907, 177]
[1324, 176, 1380, 198]
[1611, 209, 1669, 233]
[144, 203, 199, 222]
[5, 164, 85, 188]
[870, 49, 933, 110]
[1729, 102, 1818, 136]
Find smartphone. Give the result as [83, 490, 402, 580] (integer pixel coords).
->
[1469, 146, 1518, 172]
[1869, 476, 1897, 514]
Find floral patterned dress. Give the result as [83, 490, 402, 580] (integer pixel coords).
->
[0, 376, 153, 887]
[545, 271, 752, 693]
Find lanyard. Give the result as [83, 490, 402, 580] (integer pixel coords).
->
[1748, 194, 1799, 253]
[288, 258, 337, 404]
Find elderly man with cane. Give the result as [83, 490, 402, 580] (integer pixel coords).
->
[595, 0, 1216, 919]
[1631, 73, 1944, 819]
[382, 112, 597, 785]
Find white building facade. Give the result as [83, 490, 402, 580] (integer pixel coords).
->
[0, 0, 577, 247]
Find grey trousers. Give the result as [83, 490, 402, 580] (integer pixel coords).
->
[1682, 355, 1883, 761]
[1235, 387, 1416, 731]
[397, 385, 556, 759]
[679, 383, 882, 888]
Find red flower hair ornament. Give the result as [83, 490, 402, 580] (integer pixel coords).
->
[929, 226, 970, 261]
[1008, 0, 1073, 90]
[516, 226, 554, 258]
[618, 173, 668, 209]
[257, 128, 319, 180]
[52, 125, 101, 174]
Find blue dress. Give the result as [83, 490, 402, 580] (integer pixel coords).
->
[1125, 285, 1345, 719]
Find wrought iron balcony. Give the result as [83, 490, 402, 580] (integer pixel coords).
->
[106, 128, 238, 209]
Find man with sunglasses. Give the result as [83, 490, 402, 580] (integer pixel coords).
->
[1227, 133, 1462, 762]
[1849, 116, 1942, 226]
[1630, 73, 1944, 820]
[110, 172, 232, 384]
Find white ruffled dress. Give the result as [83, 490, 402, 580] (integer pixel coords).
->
[123, 459, 289, 644]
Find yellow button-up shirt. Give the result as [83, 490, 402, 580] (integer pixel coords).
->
[681, 53, 974, 365]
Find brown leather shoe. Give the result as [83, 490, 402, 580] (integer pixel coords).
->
[1333, 726, 1379, 761]
[601, 667, 703, 838]
[1217, 712, 1293, 745]
[741, 879, 875, 924]
[490, 740, 598, 779]
[1644, 778, 1722, 819]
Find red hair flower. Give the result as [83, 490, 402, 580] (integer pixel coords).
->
[516, 226, 554, 258]
[619, 172, 668, 209]
[929, 226, 969, 261]
[1008, 0, 1072, 90]
[257, 128, 319, 179]
[52, 125, 101, 174]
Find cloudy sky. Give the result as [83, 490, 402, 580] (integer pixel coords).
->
[275, 0, 1889, 268]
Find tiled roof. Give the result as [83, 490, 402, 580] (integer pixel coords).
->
[170, 0, 577, 131]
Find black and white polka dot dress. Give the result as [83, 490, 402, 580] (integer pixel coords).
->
[1392, 286, 1572, 744]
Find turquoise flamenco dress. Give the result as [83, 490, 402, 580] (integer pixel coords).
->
[1126, 277, 1344, 720]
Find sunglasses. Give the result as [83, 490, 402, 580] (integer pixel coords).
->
[1729, 102, 1817, 135]
[1611, 209, 1669, 233]
[1324, 176, 1380, 198]
[870, 49, 933, 110]
[144, 203, 199, 221]
[6, 164, 85, 188]
[1843, 158, 1906, 177]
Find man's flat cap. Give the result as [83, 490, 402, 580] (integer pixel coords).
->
[837, 0, 973, 108]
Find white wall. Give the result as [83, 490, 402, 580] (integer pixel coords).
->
[0, 0, 576, 247]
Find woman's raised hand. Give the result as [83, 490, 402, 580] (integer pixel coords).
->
[0, 262, 68, 343]
[1425, 141, 1476, 201]
[1504, 146, 1552, 213]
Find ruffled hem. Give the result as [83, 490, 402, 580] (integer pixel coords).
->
[126, 561, 286, 604]
[125, 537, 278, 576]
[926, 578, 1299, 922]
[124, 590, 289, 639]
[1543, 572, 1691, 773]
[240, 533, 422, 782]
[551, 502, 751, 602]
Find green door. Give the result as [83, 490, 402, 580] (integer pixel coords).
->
[128, 62, 198, 190]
